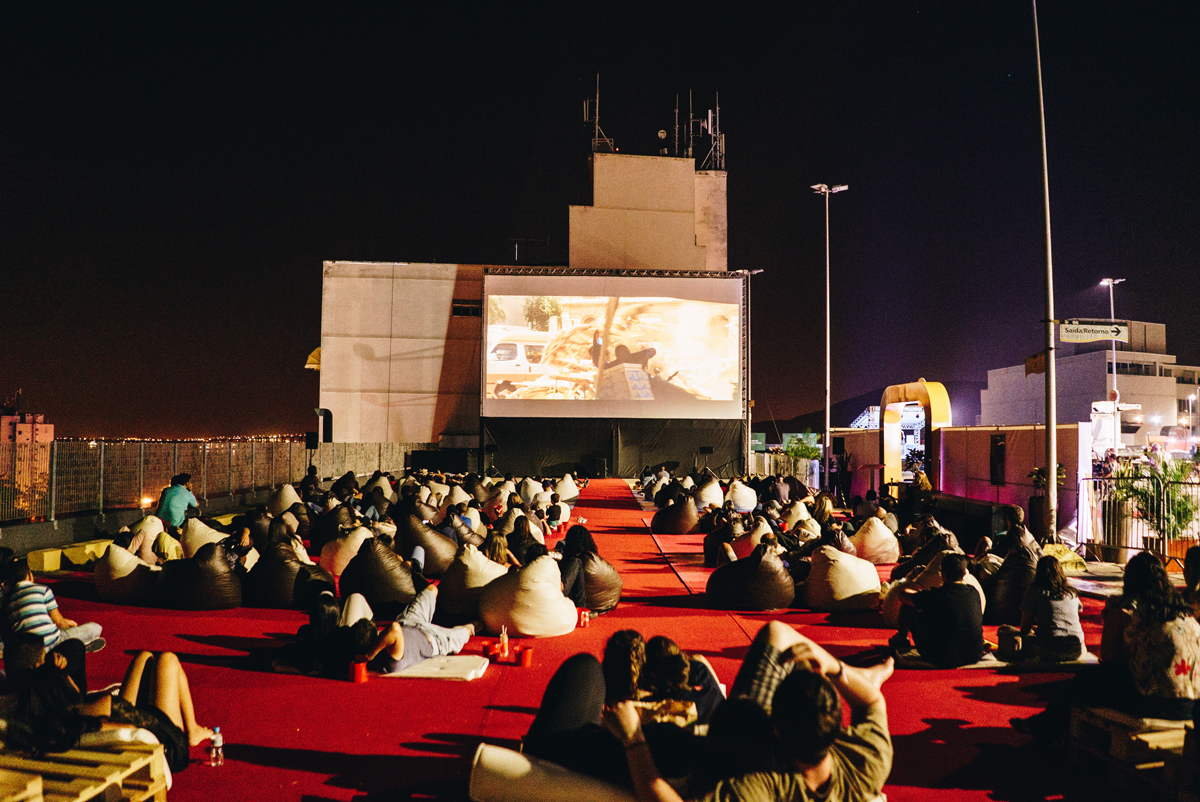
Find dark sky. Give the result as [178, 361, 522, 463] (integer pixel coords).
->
[3, 2, 1197, 438]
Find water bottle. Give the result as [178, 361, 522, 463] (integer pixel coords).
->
[209, 727, 224, 767]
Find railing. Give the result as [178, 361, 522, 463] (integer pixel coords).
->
[1078, 476, 1200, 563]
[749, 453, 820, 488]
[0, 440, 434, 525]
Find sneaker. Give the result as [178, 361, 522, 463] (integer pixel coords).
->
[887, 633, 911, 651]
[85, 637, 107, 654]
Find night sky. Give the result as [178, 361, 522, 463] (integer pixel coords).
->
[3, 3, 1197, 438]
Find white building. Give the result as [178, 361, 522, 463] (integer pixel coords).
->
[979, 321, 1200, 452]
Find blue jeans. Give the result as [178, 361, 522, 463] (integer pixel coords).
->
[55, 622, 102, 648]
[397, 586, 471, 657]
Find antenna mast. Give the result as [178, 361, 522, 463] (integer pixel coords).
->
[584, 74, 615, 153]
[699, 91, 725, 170]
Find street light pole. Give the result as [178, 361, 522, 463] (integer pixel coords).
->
[811, 183, 848, 498]
[1101, 277, 1125, 452]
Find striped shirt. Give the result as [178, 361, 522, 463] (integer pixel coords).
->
[8, 581, 63, 649]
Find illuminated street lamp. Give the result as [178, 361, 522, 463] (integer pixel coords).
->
[812, 183, 848, 496]
[1100, 277, 1125, 451]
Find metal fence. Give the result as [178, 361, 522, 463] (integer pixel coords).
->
[0, 440, 434, 524]
[1078, 476, 1200, 563]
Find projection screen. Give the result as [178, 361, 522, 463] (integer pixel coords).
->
[481, 270, 745, 419]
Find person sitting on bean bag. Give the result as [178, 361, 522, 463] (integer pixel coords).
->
[479, 554, 578, 637]
[339, 537, 425, 620]
[156, 542, 243, 610]
[706, 541, 795, 611]
[799, 545, 881, 612]
[437, 543, 509, 623]
[95, 544, 159, 605]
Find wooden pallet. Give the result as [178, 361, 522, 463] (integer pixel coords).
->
[0, 769, 41, 802]
[1163, 729, 1198, 802]
[1069, 706, 1192, 798]
[26, 540, 113, 573]
[0, 742, 166, 802]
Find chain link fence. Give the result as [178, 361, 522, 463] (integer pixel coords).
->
[0, 440, 435, 524]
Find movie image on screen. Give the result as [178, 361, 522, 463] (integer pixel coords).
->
[486, 294, 738, 405]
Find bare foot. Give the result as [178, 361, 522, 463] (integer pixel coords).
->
[861, 657, 895, 691]
[190, 726, 216, 747]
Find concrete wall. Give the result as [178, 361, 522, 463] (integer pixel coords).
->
[320, 262, 484, 443]
[569, 153, 726, 273]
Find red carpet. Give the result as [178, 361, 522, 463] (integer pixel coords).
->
[41, 480, 1106, 801]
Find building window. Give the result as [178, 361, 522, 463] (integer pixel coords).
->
[452, 299, 482, 317]
[990, 434, 1006, 486]
[1162, 367, 1173, 377]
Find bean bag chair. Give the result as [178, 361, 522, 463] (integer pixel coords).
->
[95, 544, 158, 604]
[518, 477, 542, 507]
[724, 480, 758, 513]
[437, 544, 509, 621]
[651, 496, 700, 535]
[284, 502, 312, 543]
[339, 537, 423, 617]
[796, 517, 821, 540]
[417, 485, 432, 504]
[705, 544, 795, 611]
[581, 552, 623, 613]
[156, 543, 242, 610]
[849, 518, 901, 564]
[695, 478, 724, 510]
[445, 484, 473, 507]
[479, 554, 577, 638]
[784, 476, 808, 502]
[555, 474, 579, 505]
[463, 474, 490, 503]
[153, 530, 184, 562]
[800, 546, 882, 612]
[654, 480, 686, 509]
[310, 505, 356, 554]
[267, 484, 302, 517]
[703, 519, 742, 568]
[645, 477, 667, 503]
[427, 478, 451, 501]
[180, 519, 228, 559]
[413, 498, 445, 526]
[780, 500, 810, 531]
[680, 475, 696, 490]
[494, 508, 525, 537]
[984, 549, 1038, 625]
[729, 516, 774, 560]
[319, 526, 372, 577]
[880, 550, 986, 627]
[244, 541, 335, 609]
[395, 514, 458, 576]
[363, 475, 398, 503]
[448, 514, 486, 548]
[130, 515, 164, 545]
[469, 743, 637, 802]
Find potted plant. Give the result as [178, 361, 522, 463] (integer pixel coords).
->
[1122, 457, 1199, 560]
[1027, 463, 1066, 543]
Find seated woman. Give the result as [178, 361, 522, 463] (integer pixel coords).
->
[1018, 555, 1085, 662]
[554, 525, 600, 608]
[506, 516, 542, 566]
[641, 636, 724, 726]
[11, 646, 213, 773]
[1012, 551, 1200, 737]
[1183, 545, 1200, 618]
[480, 531, 519, 568]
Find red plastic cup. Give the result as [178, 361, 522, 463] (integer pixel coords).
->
[520, 646, 534, 667]
[577, 608, 590, 628]
[351, 660, 368, 683]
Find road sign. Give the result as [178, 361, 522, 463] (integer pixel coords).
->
[1061, 319, 1129, 344]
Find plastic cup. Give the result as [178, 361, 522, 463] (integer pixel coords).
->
[351, 660, 368, 683]
[520, 646, 534, 667]
[577, 608, 590, 628]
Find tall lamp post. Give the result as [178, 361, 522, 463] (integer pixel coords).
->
[811, 183, 848, 497]
[1100, 277, 1125, 453]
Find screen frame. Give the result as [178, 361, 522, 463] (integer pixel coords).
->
[480, 267, 749, 421]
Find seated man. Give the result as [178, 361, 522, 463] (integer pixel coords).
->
[349, 586, 476, 674]
[890, 553, 984, 667]
[525, 621, 893, 802]
[8, 557, 104, 654]
[155, 473, 199, 532]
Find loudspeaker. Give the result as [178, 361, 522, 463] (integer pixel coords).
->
[305, 431, 319, 450]
[699, 446, 714, 455]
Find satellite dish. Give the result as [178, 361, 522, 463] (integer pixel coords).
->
[657, 130, 667, 139]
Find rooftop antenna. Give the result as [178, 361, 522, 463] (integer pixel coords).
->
[699, 92, 725, 170]
[584, 74, 615, 153]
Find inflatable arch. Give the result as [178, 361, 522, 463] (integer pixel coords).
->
[878, 379, 952, 490]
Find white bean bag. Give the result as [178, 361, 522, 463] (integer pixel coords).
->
[479, 554, 577, 638]
[518, 477, 542, 507]
[780, 500, 811, 531]
[469, 743, 636, 802]
[849, 518, 901, 564]
[554, 474, 579, 505]
[180, 519, 227, 559]
[319, 526, 372, 577]
[680, 475, 695, 490]
[131, 515, 164, 541]
[153, 530, 184, 562]
[438, 544, 509, 620]
[446, 484, 473, 507]
[418, 485, 431, 504]
[281, 511, 299, 535]
[724, 480, 758, 513]
[801, 546, 882, 611]
[95, 544, 159, 604]
[267, 484, 302, 517]
[797, 517, 821, 539]
[427, 479, 451, 500]
[363, 476, 398, 503]
[696, 478, 723, 510]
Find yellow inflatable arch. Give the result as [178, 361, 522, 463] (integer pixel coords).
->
[878, 379, 952, 490]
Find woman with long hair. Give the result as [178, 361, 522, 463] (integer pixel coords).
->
[506, 515, 540, 565]
[1019, 555, 1085, 661]
[641, 635, 725, 725]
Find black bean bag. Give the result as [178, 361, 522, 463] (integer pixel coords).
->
[654, 480, 686, 509]
[156, 543, 243, 610]
[651, 496, 700, 535]
[984, 549, 1038, 625]
[310, 505, 356, 554]
[705, 544, 795, 611]
[704, 518, 743, 567]
[339, 537, 423, 619]
[395, 513, 459, 576]
[784, 476, 808, 502]
[243, 542, 335, 609]
[285, 502, 312, 543]
[448, 514, 486, 548]
[464, 473, 490, 504]
[581, 552, 623, 613]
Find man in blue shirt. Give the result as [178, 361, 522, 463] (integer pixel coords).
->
[156, 473, 199, 530]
